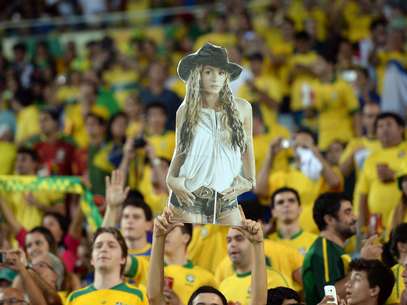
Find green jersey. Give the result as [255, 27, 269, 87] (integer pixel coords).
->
[302, 237, 351, 305]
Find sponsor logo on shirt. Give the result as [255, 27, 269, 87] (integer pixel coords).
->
[186, 274, 195, 284]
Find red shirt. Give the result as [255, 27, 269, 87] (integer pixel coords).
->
[26, 134, 77, 175]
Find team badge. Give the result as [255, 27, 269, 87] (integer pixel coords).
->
[186, 274, 195, 283]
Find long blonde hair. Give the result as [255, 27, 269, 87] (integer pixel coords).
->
[179, 65, 246, 153]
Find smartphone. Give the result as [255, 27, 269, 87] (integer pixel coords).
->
[324, 285, 338, 304]
[0, 252, 5, 263]
[281, 139, 292, 149]
[164, 276, 174, 289]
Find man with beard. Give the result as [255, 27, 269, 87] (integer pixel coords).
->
[302, 192, 382, 305]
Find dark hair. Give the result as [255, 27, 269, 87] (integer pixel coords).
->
[349, 259, 395, 305]
[296, 127, 318, 145]
[17, 147, 39, 162]
[267, 287, 301, 305]
[107, 111, 128, 142]
[180, 223, 193, 247]
[295, 31, 311, 42]
[91, 227, 128, 274]
[13, 42, 26, 52]
[282, 16, 295, 27]
[86, 112, 107, 126]
[248, 52, 264, 62]
[390, 223, 407, 259]
[188, 286, 227, 305]
[145, 102, 168, 116]
[374, 112, 405, 131]
[313, 192, 351, 231]
[40, 106, 60, 123]
[122, 191, 153, 221]
[43, 212, 69, 240]
[370, 17, 387, 31]
[27, 226, 58, 255]
[271, 187, 301, 209]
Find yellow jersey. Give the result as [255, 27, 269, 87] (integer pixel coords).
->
[268, 167, 327, 233]
[342, 1, 372, 42]
[194, 33, 236, 50]
[188, 224, 228, 274]
[66, 282, 147, 305]
[165, 261, 218, 305]
[238, 73, 284, 129]
[0, 141, 16, 174]
[253, 126, 291, 174]
[357, 142, 407, 229]
[15, 105, 40, 144]
[125, 255, 150, 286]
[215, 241, 303, 291]
[314, 80, 359, 150]
[220, 268, 289, 305]
[268, 230, 318, 256]
[0, 191, 63, 230]
[145, 131, 175, 160]
[387, 263, 405, 305]
[340, 137, 381, 213]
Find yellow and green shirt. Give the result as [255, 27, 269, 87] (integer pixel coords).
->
[66, 283, 147, 305]
[357, 142, 407, 230]
[268, 229, 318, 256]
[164, 261, 218, 305]
[302, 237, 351, 305]
[125, 255, 150, 286]
[387, 263, 405, 305]
[220, 268, 289, 305]
[215, 241, 303, 291]
[188, 225, 229, 274]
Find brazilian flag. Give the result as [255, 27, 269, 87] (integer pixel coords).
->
[0, 175, 102, 231]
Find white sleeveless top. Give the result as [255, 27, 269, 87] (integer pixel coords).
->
[179, 108, 243, 193]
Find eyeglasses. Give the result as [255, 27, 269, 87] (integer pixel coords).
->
[0, 298, 28, 305]
[32, 261, 56, 275]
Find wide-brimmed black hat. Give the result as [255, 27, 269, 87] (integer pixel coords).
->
[177, 43, 242, 82]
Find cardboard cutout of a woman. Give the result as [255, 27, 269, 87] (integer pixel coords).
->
[166, 43, 255, 225]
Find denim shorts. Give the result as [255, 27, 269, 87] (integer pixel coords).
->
[170, 186, 238, 217]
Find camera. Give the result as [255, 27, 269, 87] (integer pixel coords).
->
[133, 137, 147, 149]
[281, 139, 292, 149]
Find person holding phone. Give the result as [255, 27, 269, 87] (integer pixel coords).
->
[0, 249, 51, 305]
[318, 259, 394, 305]
[303, 192, 383, 305]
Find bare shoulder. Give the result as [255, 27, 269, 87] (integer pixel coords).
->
[234, 97, 252, 117]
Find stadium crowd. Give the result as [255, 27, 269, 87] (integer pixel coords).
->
[1, 0, 407, 305]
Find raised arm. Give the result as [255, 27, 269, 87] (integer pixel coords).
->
[0, 198, 23, 235]
[4, 250, 48, 305]
[102, 170, 130, 227]
[255, 137, 283, 197]
[308, 143, 341, 189]
[237, 209, 267, 305]
[147, 208, 183, 305]
[68, 199, 84, 240]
